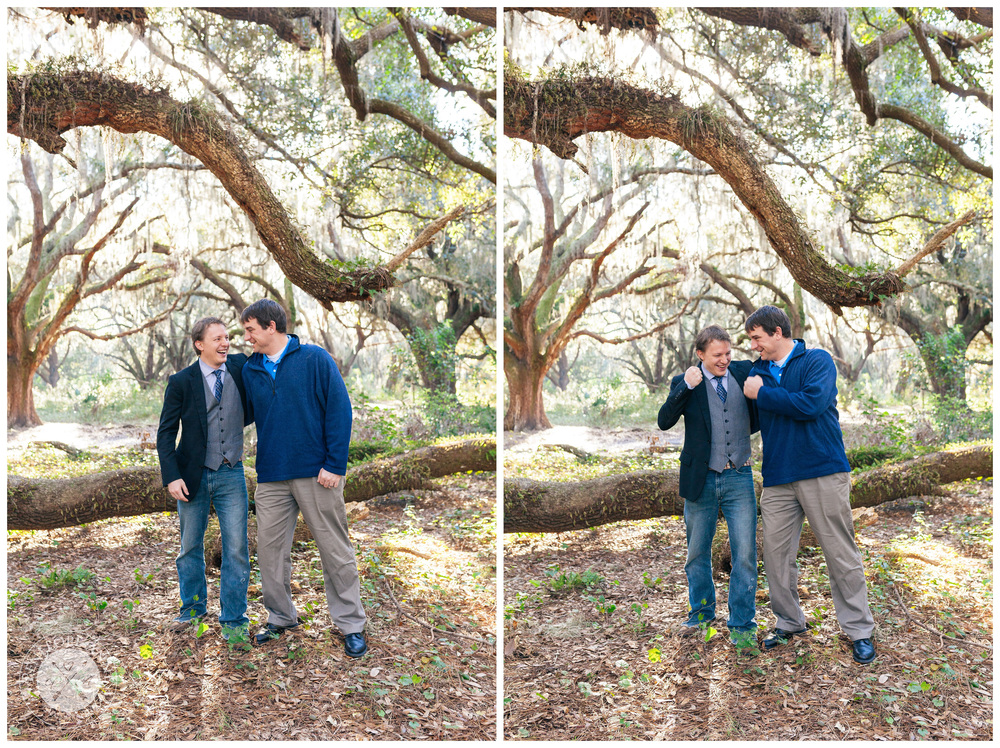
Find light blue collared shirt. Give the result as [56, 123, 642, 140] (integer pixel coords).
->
[768, 348, 794, 383]
[198, 359, 226, 386]
[263, 338, 290, 380]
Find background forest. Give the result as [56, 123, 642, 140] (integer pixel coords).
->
[501, 8, 991, 741]
[502, 7, 990, 435]
[8, 7, 496, 740]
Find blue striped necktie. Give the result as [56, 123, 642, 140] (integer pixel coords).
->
[715, 376, 727, 403]
[213, 369, 224, 402]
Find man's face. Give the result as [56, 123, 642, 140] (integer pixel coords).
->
[697, 339, 732, 377]
[196, 323, 229, 367]
[747, 326, 785, 360]
[242, 317, 275, 354]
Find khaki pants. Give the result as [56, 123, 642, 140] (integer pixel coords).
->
[255, 477, 366, 634]
[761, 472, 874, 640]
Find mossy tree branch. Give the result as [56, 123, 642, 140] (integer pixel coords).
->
[504, 445, 992, 533]
[503, 69, 930, 312]
[8, 437, 496, 531]
[8, 70, 393, 307]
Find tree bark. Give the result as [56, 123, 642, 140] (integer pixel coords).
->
[503, 445, 991, 533]
[504, 350, 553, 431]
[7, 71, 394, 307]
[947, 7, 992, 27]
[7, 352, 43, 428]
[7, 438, 496, 531]
[443, 8, 496, 28]
[514, 8, 659, 34]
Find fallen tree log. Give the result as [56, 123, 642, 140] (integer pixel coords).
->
[504, 445, 991, 533]
[8, 437, 496, 530]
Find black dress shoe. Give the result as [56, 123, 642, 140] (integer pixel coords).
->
[254, 619, 301, 645]
[762, 626, 808, 650]
[852, 637, 876, 664]
[344, 631, 368, 658]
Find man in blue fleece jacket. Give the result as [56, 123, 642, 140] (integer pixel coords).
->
[742, 306, 875, 664]
[240, 299, 367, 657]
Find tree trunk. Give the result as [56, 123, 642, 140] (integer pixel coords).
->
[7, 438, 496, 530]
[503, 445, 991, 533]
[7, 353, 42, 428]
[406, 325, 459, 395]
[36, 347, 61, 388]
[504, 351, 552, 431]
[545, 350, 572, 391]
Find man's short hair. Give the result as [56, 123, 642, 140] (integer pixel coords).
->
[694, 325, 731, 352]
[191, 316, 225, 354]
[240, 299, 286, 333]
[744, 305, 793, 338]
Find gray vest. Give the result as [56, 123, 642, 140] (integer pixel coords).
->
[203, 368, 244, 470]
[705, 372, 751, 473]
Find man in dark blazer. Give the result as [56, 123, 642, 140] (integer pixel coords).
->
[658, 324, 760, 648]
[157, 316, 253, 641]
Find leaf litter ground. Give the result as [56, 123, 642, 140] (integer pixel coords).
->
[503, 442, 992, 741]
[8, 456, 496, 741]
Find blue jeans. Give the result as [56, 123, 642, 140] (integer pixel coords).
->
[683, 466, 758, 632]
[175, 462, 250, 627]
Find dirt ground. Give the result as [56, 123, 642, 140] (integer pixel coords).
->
[503, 464, 992, 741]
[7, 440, 497, 741]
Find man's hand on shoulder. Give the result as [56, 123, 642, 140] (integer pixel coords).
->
[684, 366, 703, 388]
[317, 468, 343, 489]
[743, 375, 763, 399]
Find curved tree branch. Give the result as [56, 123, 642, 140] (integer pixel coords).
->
[701, 7, 992, 179]
[395, 12, 496, 118]
[504, 69, 931, 311]
[443, 8, 496, 28]
[516, 8, 660, 35]
[384, 205, 466, 273]
[897, 9, 992, 109]
[947, 7, 992, 28]
[325, 12, 496, 183]
[196, 7, 311, 50]
[8, 70, 394, 307]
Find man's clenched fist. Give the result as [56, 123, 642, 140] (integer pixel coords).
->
[684, 366, 703, 388]
[743, 375, 763, 399]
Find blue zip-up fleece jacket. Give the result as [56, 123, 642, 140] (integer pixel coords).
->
[751, 339, 851, 487]
[242, 334, 352, 482]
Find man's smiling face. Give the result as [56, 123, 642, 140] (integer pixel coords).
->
[196, 323, 229, 367]
[242, 317, 279, 355]
[697, 339, 732, 377]
[748, 326, 786, 361]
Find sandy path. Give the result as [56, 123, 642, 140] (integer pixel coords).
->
[7, 421, 160, 454]
[504, 425, 681, 455]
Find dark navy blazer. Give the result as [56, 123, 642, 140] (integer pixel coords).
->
[657, 359, 759, 500]
[156, 353, 251, 498]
